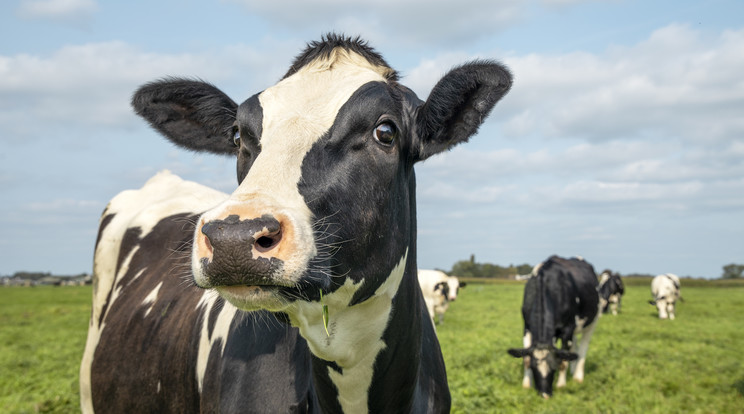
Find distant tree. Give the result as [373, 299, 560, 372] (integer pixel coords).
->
[722, 263, 744, 279]
[449, 256, 532, 279]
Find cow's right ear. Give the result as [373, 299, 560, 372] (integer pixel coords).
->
[648, 300, 657, 306]
[132, 78, 238, 155]
[413, 61, 512, 162]
[507, 348, 530, 358]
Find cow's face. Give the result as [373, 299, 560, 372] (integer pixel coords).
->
[132, 36, 511, 314]
[445, 276, 465, 301]
[508, 345, 577, 398]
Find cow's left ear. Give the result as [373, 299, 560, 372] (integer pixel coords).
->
[555, 349, 579, 361]
[132, 78, 238, 155]
[413, 61, 512, 162]
[507, 348, 530, 358]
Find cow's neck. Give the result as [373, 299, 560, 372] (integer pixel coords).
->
[288, 249, 426, 413]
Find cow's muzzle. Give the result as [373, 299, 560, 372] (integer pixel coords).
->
[196, 214, 290, 287]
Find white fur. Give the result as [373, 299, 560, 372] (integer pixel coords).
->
[651, 273, 681, 320]
[417, 270, 450, 326]
[568, 314, 598, 383]
[141, 281, 163, 318]
[289, 250, 408, 414]
[195, 292, 239, 393]
[521, 331, 533, 388]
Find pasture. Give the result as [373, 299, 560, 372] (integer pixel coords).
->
[1, 281, 742, 413]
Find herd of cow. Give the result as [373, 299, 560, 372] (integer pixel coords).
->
[420, 259, 681, 400]
[78, 35, 682, 412]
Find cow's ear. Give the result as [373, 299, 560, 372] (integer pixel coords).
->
[132, 78, 238, 155]
[459, 282, 467, 288]
[508, 348, 530, 358]
[413, 61, 512, 162]
[555, 349, 579, 362]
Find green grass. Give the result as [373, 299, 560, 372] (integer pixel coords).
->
[2, 282, 743, 413]
[437, 281, 744, 413]
[0, 286, 91, 413]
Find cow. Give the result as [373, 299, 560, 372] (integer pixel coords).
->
[417, 270, 467, 325]
[649, 273, 681, 320]
[79, 34, 512, 413]
[507, 255, 600, 399]
[598, 269, 624, 316]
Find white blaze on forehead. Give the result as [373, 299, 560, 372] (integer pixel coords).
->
[533, 348, 551, 378]
[237, 48, 389, 208]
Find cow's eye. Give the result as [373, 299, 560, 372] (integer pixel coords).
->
[233, 128, 241, 147]
[373, 122, 397, 146]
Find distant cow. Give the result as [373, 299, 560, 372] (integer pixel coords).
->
[508, 255, 599, 398]
[598, 270, 624, 315]
[417, 270, 467, 325]
[79, 34, 512, 413]
[650, 273, 681, 320]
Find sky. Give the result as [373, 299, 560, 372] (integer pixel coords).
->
[1, 0, 742, 278]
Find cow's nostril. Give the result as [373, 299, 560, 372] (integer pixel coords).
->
[255, 232, 281, 252]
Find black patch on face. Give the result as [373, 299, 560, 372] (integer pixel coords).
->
[235, 94, 263, 184]
[296, 81, 417, 302]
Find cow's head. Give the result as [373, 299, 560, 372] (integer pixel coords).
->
[445, 276, 466, 301]
[508, 345, 577, 398]
[132, 34, 511, 316]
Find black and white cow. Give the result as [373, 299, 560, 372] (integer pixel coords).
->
[417, 270, 467, 325]
[650, 273, 681, 320]
[507, 255, 600, 399]
[598, 269, 624, 316]
[80, 34, 512, 413]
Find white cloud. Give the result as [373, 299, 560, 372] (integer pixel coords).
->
[17, 0, 98, 23]
[499, 24, 744, 143]
[0, 41, 289, 142]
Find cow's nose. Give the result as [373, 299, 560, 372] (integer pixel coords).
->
[201, 214, 283, 261]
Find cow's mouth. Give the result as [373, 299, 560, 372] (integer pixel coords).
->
[216, 284, 290, 311]
[212, 272, 330, 312]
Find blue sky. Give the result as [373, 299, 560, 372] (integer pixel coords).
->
[1, 0, 742, 278]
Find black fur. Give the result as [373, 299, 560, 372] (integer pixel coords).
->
[415, 60, 512, 161]
[132, 78, 238, 155]
[508, 255, 599, 397]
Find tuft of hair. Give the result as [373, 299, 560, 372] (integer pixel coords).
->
[282, 33, 399, 82]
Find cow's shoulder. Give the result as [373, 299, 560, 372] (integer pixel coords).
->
[90, 171, 228, 322]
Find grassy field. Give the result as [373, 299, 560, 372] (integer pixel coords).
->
[0, 286, 90, 413]
[438, 280, 744, 413]
[1, 281, 742, 413]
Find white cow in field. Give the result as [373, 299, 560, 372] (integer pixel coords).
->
[417, 270, 466, 325]
[650, 273, 681, 320]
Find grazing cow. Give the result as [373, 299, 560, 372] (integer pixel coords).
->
[80, 34, 512, 413]
[507, 255, 600, 399]
[650, 273, 681, 320]
[598, 269, 624, 315]
[417, 270, 467, 325]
